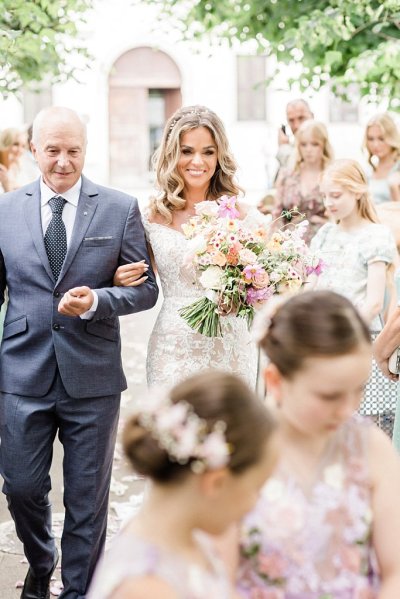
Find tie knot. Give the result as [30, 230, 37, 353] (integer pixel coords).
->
[49, 196, 66, 215]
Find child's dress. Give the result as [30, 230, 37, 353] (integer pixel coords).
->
[311, 222, 398, 438]
[237, 416, 380, 599]
[88, 529, 231, 599]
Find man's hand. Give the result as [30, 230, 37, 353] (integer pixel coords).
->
[58, 286, 94, 316]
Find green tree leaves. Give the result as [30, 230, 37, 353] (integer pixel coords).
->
[140, 0, 400, 109]
[0, 0, 92, 96]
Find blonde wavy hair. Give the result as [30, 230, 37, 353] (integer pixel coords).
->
[149, 105, 242, 223]
[0, 128, 24, 167]
[293, 120, 334, 172]
[322, 159, 378, 224]
[363, 112, 400, 169]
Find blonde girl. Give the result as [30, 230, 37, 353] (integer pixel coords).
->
[272, 119, 334, 244]
[364, 112, 400, 204]
[311, 159, 398, 435]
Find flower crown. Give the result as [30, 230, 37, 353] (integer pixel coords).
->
[132, 389, 231, 473]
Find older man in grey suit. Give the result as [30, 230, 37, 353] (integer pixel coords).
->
[0, 107, 158, 599]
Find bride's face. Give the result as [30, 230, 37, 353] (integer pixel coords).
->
[177, 127, 218, 197]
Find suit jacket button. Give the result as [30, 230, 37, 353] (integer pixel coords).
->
[53, 291, 60, 298]
[53, 324, 60, 331]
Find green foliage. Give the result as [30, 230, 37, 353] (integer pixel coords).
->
[140, 0, 400, 110]
[0, 0, 92, 96]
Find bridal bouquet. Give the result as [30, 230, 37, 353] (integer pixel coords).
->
[179, 196, 324, 337]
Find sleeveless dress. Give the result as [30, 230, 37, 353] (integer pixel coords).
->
[143, 210, 259, 388]
[88, 529, 231, 599]
[237, 416, 380, 599]
[311, 222, 398, 439]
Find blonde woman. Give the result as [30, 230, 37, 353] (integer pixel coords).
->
[272, 120, 334, 244]
[114, 105, 265, 388]
[0, 127, 27, 192]
[364, 112, 400, 204]
[310, 159, 398, 438]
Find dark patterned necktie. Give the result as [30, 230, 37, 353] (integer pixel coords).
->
[44, 195, 67, 280]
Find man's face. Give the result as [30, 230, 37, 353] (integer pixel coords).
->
[286, 104, 312, 135]
[31, 120, 86, 194]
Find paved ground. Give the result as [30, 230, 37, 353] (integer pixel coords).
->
[0, 300, 161, 598]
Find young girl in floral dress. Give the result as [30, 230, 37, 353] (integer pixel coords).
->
[88, 370, 277, 599]
[310, 159, 398, 437]
[236, 290, 400, 598]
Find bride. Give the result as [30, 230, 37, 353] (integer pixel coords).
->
[114, 105, 263, 388]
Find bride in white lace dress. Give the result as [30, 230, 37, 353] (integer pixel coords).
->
[114, 106, 259, 388]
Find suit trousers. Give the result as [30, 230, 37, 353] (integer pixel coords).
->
[0, 372, 120, 599]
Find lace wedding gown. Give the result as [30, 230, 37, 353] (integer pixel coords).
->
[143, 211, 259, 389]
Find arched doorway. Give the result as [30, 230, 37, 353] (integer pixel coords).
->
[109, 47, 182, 189]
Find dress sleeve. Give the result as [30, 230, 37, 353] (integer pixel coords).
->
[310, 223, 331, 252]
[360, 225, 397, 265]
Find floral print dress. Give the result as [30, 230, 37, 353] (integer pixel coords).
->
[273, 169, 328, 244]
[237, 416, 380, 599]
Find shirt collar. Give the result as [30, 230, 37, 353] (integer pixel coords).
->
[40, 177, 82, 208]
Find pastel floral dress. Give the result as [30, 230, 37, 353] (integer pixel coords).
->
[88, 530, 232, 599]
[311, 222, 398, 438]
[237, 416, 380, 599]
[273, 169, 327, 244]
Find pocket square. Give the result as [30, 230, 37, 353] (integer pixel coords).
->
[84, 236, 113, 241]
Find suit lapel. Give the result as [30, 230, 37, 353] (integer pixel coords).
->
[58, 176, 99, 281]
[23, 180, 55, 282]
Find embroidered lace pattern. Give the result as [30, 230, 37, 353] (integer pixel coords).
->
[143, 210, 259, 388]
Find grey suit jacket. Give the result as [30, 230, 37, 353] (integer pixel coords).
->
[0, 176, 158, 398]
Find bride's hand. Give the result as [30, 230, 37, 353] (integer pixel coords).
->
[113, 261, 149, 287]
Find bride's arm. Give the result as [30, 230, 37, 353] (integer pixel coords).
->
[113, 243, 157, 287]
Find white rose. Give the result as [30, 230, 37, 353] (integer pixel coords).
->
[199, 266, 224, 290]
[187, 235, 207, 255]
[195, 201, 219, 217]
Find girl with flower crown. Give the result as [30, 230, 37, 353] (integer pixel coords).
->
[234, 291, 400, 598]
[88, 370, 277, 599]
[310, 159, 398, 438]
[113, 105, 268, 388]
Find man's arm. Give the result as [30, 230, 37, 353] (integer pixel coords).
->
[59, 199, 158, 319]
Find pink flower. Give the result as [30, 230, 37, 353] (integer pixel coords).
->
[218, 195, 240, 219]
[211, 251, 227, 267]
[243, 264, 265, 284]
[250, 588, 284, 599]
[305, 257, 325, 276]
[246, 286, 272, 306]
[257, 553, 286, 579]
[253, 271, 270, 289]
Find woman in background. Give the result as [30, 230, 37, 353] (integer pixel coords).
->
[272, 120, 333, 244]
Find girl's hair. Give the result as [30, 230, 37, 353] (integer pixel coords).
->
[293, 120, 334, 172]
[0, 128, 23, 166]
[259, 290, 371, 378]
[149, 105, 242, 224]
[123, 371, 275, 483]
[322, 158, 378, 224]
[363, 112, 400, 169]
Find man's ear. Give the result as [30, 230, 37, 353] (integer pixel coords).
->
[197, 467, 230, 498]
[264, 362, 283, 405]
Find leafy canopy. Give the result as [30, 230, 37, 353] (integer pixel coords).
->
[0, 0, 92, 96]
[141, 0, 400, 110]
